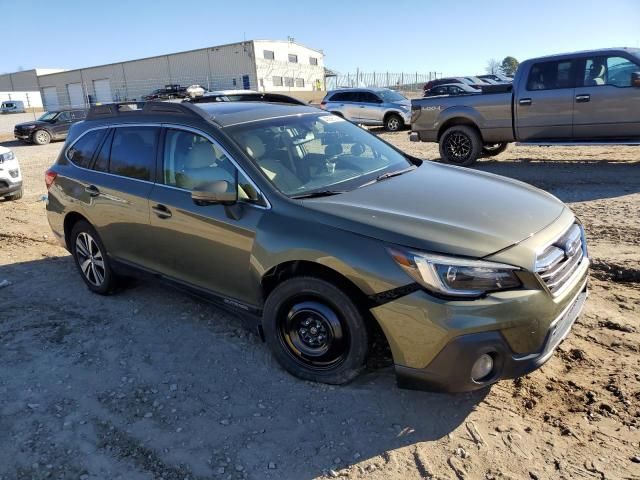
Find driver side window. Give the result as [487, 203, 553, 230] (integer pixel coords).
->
[163, 129, 265, 205]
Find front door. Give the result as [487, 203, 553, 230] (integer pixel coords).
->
[51, 111, 73, 139]
[147, 127, 266, 307]
[514, 59, 576, 141]
[573, 54, 640, 139]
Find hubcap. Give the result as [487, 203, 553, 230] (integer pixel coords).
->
[444, 132, 472, 162]
[388, 118, 400, 131]
[279, 300, 348, 370]
[75, 232, 105, 287]
[36, 131, 48, 143]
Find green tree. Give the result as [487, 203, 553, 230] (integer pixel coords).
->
[501, 56, 519, 76]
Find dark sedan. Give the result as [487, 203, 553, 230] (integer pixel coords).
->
[424, 83, 480, 97]
[14, 109, 87, 145]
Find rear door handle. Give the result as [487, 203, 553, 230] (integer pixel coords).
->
[575, 94, 591, 103]
[152, 204, 172, 219]
[84, 185, 100, 197]
[519, 98, 532, 106]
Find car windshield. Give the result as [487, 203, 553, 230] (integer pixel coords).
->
[38, 112, 58, 122]
[378, 89, 406, 103]
[226, 114, 414, 197]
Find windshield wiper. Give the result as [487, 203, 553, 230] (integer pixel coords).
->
[358, 165, 417, 188]
[290, 190, 347, 199]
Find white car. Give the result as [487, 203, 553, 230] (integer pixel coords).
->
[0, 145, 23, 200]
[186, 84, 208, 98]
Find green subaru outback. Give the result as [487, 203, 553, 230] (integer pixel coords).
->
[45, 101, 589, 392]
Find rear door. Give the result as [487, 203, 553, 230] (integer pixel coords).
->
[572, 54, 640, 139]
[329, 91, 360, 121]
[514, 59, 577, 141]
[76, 125, 159, 266]
[146, 126, 267, 306]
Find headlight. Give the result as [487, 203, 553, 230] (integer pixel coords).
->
[388, 247, 521, 298]
[0, 151, 15, 162]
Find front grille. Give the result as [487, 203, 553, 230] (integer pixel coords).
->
[535, 224, 586, 295]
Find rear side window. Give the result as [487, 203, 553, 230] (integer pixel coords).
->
[108, 127, 158, 181]
[358, 92, 381, 103]
[67, 129, 106, 168]
[70, 110, 87, 120]
[329, 92, 357, 102]
[527, 60, 575, 91]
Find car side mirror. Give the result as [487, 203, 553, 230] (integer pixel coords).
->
[191, 180, 237, 205]
[632, 72, 640, 88]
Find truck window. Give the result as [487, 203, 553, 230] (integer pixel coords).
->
[581, 56, 640, 87]
[526, 60, 574, 91]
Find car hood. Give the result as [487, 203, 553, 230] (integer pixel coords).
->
[391, 100, 411, 108]
[15, 120, 48, 128]
[0, 145, 10, 155]
[301, 162, 566, 258]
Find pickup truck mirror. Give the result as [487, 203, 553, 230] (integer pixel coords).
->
[191, 180, 238, 205]
[632, 72, 640, 88]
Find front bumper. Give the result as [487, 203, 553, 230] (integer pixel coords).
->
[14, 129, 33, 140]
[0, 179, 22, 195]
[395, 286, 587, 392]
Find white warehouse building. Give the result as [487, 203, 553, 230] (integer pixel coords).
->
[30, 39, 325, 110]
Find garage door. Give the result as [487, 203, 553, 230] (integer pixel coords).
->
[67, 83, 85, 108]
[42, 87, 59, 110]
[93, 79, 112, 104]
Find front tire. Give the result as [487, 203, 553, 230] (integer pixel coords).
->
[5, 187, 23, 201]
[70, 221, 118, 295]
[385, 114, 404, 132]
[262, 277, 369, 385]
[33, 129, 51, 145]
[481, 143, 508, 157]
[439, 125, 483, 167]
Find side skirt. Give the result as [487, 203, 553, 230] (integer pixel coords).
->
[110, 257, 264, 338]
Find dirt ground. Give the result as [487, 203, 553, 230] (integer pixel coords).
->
[0, 134, 639, 480]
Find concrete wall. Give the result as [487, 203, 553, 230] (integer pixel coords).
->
[254, 40, 325, 92]
[0, 70, 40, 92]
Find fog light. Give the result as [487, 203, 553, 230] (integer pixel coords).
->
[471, 354, 494, 382]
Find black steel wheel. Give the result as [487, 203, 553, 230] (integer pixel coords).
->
[263, 277, 369, 385]
[481, 143, 508, 157]
[439, 125, 482, 167]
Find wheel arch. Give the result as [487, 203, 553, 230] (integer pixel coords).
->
[63, 211, 91, 250]
[261, 260, 392, 355]
[437, 116, 483, 142]
[383, 110, 403, 124]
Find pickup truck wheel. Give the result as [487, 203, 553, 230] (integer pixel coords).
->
[385, 114, 404, 132]
[263, 277, 369, 385]
[33, 129, 51, 145]
[482, 143, 508, 157]
[439, 126, 482, 167]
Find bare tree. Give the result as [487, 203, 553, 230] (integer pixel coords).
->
[486, 59, 501, 75]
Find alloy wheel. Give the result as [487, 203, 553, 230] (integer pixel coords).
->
[278, 300, 348, 370]
[75, 232, 106, 287]
[35, 131, 50, 144]
[387, 117, 400, 131]
[444, 132, 472, 163]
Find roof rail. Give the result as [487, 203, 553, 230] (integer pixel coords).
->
[86, 101, 205, 120]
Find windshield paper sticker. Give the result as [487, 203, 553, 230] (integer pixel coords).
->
[319, 115, 346, 123]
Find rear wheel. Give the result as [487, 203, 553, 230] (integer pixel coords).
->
[263, 277, 369, 385]
[385, 114, 404, 132]
[33, 129, 51, 145]
[481, 143, 508, 157]
[439, 125, 483, 167]
[70, 221, 118, 295]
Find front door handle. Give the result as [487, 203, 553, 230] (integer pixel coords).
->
[575, 94, 591, 103]
[84, 185, 100, 197]
[152, 204, 172, 219]
[519, 98, 532, 106]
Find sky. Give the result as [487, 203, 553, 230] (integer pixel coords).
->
[1, 0, 639, 76]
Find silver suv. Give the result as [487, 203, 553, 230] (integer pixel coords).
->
[320, 88, 411, 131]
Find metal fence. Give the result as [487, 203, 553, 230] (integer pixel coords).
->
[325, 71, 443, 95]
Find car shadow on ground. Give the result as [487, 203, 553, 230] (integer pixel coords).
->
[0, 256, 489, 479]
[0, 139, 27, 148]
[474, 158, 640, 203]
